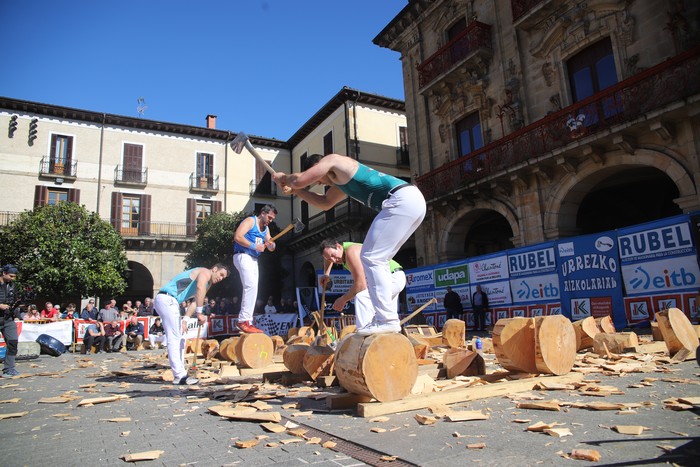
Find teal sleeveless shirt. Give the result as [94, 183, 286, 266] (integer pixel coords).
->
[159, 268, 207, 303]
[337, 164, 405, 211]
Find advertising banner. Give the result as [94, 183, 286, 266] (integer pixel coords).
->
[508, 242, 560, 305]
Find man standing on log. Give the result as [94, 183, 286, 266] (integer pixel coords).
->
[154, 264, 230, 385]
[472, 284, 489, 331]
[273, 154, 425, 335]
[319, 239, 406, 331]
[233, 205, 277, 334]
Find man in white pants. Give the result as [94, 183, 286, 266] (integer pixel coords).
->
[233, 205, 277, 334]
[154, 263, 230, 385]
[273, 154, 425, 335]
[319, 240, 405, 330]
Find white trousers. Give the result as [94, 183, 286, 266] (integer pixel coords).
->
[354, 270, 406, 329]
[149, 334, 167, 347]
[153, 293, 187, 379]
[233, 252, 258, 324]
[361, 186, 426, 326]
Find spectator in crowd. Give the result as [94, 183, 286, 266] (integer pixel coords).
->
[61, 303, 79, 320]
[117, 306, 130, 320]
[83, 320, 105, 354]
[81, 298, 98, 320]
[202, 298, 217, 316]
[280, 298, 294, 313]
[264, 297, 277, 314]
[103, 320, 124, 352]
[472, 284, 489, 331]
[23, 304, 40, 321]
[148, 317, 166, 349]
[231, 296, 241, 315]
[123, 300, 134, 313]
[134, 300, 144, 316]
[443, 286, 463, 320]
[254, 299, 265, 316]
[99, 300, 119, 323]
[143, 296, 155, 316]
[41, 301, 59, 320]
[125, 315, 144, 350]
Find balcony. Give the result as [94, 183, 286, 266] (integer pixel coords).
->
[397, 147, 410, 167]
[416, 46, 700, 201]
[115, 220, 195, 250]
[249, 173, 276, 197]
[39, 157, 77, 181]
[510, 0, 560, 29]
[189, 173, 219, 195]
[417, 21, 492, 90]
[114, 165, 148, 187]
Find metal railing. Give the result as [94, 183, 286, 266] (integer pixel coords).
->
[416, 46, 700, 201]
[114, 166, 148, 184]
[39, 157, 77, 177]
[189, 173, 219, 191]
[417, 21, 492, 89]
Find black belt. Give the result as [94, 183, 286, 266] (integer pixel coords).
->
[158, 291, 174, 298]
[387, 183, 411, 197]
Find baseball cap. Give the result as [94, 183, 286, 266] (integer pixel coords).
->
[2, 264, 18, 274]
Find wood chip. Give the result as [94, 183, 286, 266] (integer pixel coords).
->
[467, 443, 486, 449]
[38, 397, 74, 404]
[444, 410, 490, 422]
[121, 450, 164, 461]
[414, 414, 440, 425]
[0, 411, 28, 420]
[516, 401, 561, 411]
[544, 428, 572, 437]
[380, 455, 398, 461]
[101, 417, 132, 423]
[279, 438, 303, 445]
[322, 441, 337, 448]
[370, 427, 387, 433]
[613, 425, 646, 435]
[369, 416, 391, 423]
[260, 422, 286, 433]
[235, 438, 259, 449]
[120, 431, 130, 437]
[0, 398, 21, 404]
[570, 448, 601, 461]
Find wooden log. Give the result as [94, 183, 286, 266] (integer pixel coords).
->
[335, 333, 418, 402]
[234, 333, 273, 369]
[200, 339, 220, 360]
[270, 335, 284, 353]
[442, 319, 466, 348]
[339, 324, 356, 340]
[282, 343, 310, 375]
[302, 345, 336, 381]
[297, 326, 315, 339]
[650, 321, 663, 341]
[218, 337, 240, 363]
[406, 334, 430, 360]
[655, 308, 699, 357]
[287, 334, 315, 346]
[492, 317, 537, 373]
[286, 327, 299, 341]
[442, 348, 485, 378]
[593, 332, 639, 355]
[534, 315, 576, 375]
[595, 315, 616, 334]
[185, 338, 204, 355]
[572, 316, 598, 351]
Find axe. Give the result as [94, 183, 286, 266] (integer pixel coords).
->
[231, 132, 292, 194]
[400, 297, 438, 325]
[269, 217, 305, 243]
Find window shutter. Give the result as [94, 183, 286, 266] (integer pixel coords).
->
[111, 192, 122, 232]
[139, 194, 151, 235]
[68, 188, 80, 204]
[34, 185, 47, 207]
[186, 199, 196, 236]
[66, 136, 73, 168]
[212, 201, 222, 213]
[50, 136, 57, 163]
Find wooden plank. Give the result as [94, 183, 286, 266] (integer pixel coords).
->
[239, 362, 287, 376]
[356, 372, 585, 418]
[326, 393, 373, 411]
[623, 341, 668, 354]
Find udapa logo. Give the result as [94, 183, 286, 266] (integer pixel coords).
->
[435, 265, 469, 287]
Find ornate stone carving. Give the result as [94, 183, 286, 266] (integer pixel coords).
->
[542, 60, 555, 87]
[618, 10, 635, 46]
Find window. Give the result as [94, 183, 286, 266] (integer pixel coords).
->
[111, 193, 151, 235]
[122, 195, 140, 235]
[123, 143, 144, 183]
[398, 126, 409, 165]
[447, 17, 467, 41]
[197, 152, 213, 178]
[47, 188, 68, 205]
[195, 201, 212, 227]
[34, 186, 79, 206]
[456, 112, 483, 157]
[323, 132, 333, 155]
[299, 152, 309, 171]
[49, 134, 73, 175]
[186, 199, 221, 236]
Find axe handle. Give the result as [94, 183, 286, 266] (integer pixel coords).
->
[244, 140, 292, 194]
[400, 297, 438, 326]
[269, 223, 294, 243]
[319, 262, 333, 326]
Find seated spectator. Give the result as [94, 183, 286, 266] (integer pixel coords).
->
[83, 320, 105, 354]
[202, 298, 218, 317]
[122, 300, 135, 314]
[148, 317, 166, 349]
[264, 297, 277, 314]
[135, 299, 151, 317]
[125, 315, 144, 350]
[219, 297, 231, 315]
[279, 298, 293, 313]
[230, 296, 241, 315]
[142, 296, 155, 316]
[41, 301, 59, 321]
[61, 303, 79, 320]
[103, 320, 124, 352]
[118, 306, 130, 320]
[81, 299, 98, 320]
[23, 304, 40, 321]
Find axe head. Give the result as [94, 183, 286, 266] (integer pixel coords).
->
[292, 217, 305, 233]
[230, 132, 249, 154]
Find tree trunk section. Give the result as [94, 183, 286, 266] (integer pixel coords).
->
[534, 315, 576, 375]
[443, 348, 485, 378]
[572, 316, 599, 351]
[339, 325, 356, 340]
[442, 319, 465, 348]
[283, 343, 310, 375]
[492, 317, 537, 373]
[218, 337, 240, 363]
[335, 333, 418, 402]
[235, 333, 273, 369]
[593, 332, 639, 355]
[270, 335, 284, 353]
[303, 345, 336, 380]
[595, 315, 616, 334]
[655, 308, 699, 357]
[201, 339, 220, 360]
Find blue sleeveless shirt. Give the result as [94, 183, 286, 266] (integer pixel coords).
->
[233, 216, 268, 258]
[337, 164, 405, 211]
[159, 268, 206, 303]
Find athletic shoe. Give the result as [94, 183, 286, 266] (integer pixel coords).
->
[2, 368, 21, 378]
[356, 322, 401, 336]
[174, 376, 199, 385]
[237, 321, 264, 333]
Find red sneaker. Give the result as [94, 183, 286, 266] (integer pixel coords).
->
[237, 321, 264, 333]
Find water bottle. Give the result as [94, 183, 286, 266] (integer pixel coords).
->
[475, 337, 483, 356]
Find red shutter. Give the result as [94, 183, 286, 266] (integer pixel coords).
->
[139, 194, 151, 235]
[66, 137, 73, 171]
[186, 199, 196, 236]
[111, 192, 122, 232]
[212, 201, 222, 213]
[49, 136, 57, 164]
[68, 188, 80, 204]
[34, 186, 47, 207]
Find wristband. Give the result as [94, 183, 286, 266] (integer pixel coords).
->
[195, 306, 203, 314]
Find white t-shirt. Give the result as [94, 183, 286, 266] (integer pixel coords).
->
[264, 304, 277, 314]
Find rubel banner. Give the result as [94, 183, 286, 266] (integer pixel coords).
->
[508, 242, 560, 305]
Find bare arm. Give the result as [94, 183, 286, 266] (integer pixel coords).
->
[332, 244, 366, 311]
[293, 185, 347, 211]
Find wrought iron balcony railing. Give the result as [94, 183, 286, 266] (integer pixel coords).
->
[189, 173, 219, 192]
[416, 46, 700, 201]
[417, 21, 492, 89]
[39, 157, 77, 178]
[114, 165, 148, 185]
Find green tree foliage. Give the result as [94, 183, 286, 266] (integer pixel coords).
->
[0, 202, 128, 300]
[185, 211, 286, 301]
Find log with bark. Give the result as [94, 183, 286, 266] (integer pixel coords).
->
[492, 317, 538, 373]
[218, 337, 240, 363]
[595, 315, 616, 334]
[572, 316, 599, 351]
[442, 319, 466, 348]
[200, 339, 220, 360]
[593, 332, 639, 355]
[283, 343, 310, 375]
[443, 348, 485, 378]
[234, 333, 273, 369]
[655, 308, 699, 359]
[302, 344, 336, 381]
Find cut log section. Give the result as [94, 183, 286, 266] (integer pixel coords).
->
[283, 343, 310, 375]
[593, 332, 639, 355]
[655, 308, 699, 357]
[185, 338, 204, 355]
[442, 319, 466, 348]
[335, 333, 418, 402]
[595, 315, 616, 334]
[572, 316, 599, 351]
[234, 333, 273, 369]
[270, 335, 284, 353]
[534, 315, 576, 375]
[302, 345, 336, 381]
[218, 337, 240, 363]
[492, 318, 537, 374]
[443, 348, 485, 378]
[339, 325, 356, 340]
[200, 339, 220, 360]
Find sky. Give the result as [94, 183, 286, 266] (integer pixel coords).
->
[0, 0, 408, 141]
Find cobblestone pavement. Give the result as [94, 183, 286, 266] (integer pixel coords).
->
[0, 346, 698, 467]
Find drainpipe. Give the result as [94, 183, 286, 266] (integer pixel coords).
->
[344, 99, 350, 156]
[352, 91, 360, 159]
[96, 113, 106, 215]
[224, 131, 230, 212]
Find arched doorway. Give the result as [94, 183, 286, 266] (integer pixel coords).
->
[299, 261, 317, 287]
[119, 261, 154, 304]
[447, 210, 514, 258]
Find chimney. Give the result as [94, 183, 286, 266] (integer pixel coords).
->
[206, 114, 217, 129]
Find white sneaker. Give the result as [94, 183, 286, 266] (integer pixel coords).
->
[174, 376, 199, 385]
[356, 322, 401, 336]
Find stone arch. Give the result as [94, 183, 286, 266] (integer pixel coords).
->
[543, 148, 696, 238]
[439, 199, 519, 261]
[120, 261, 154, 303]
